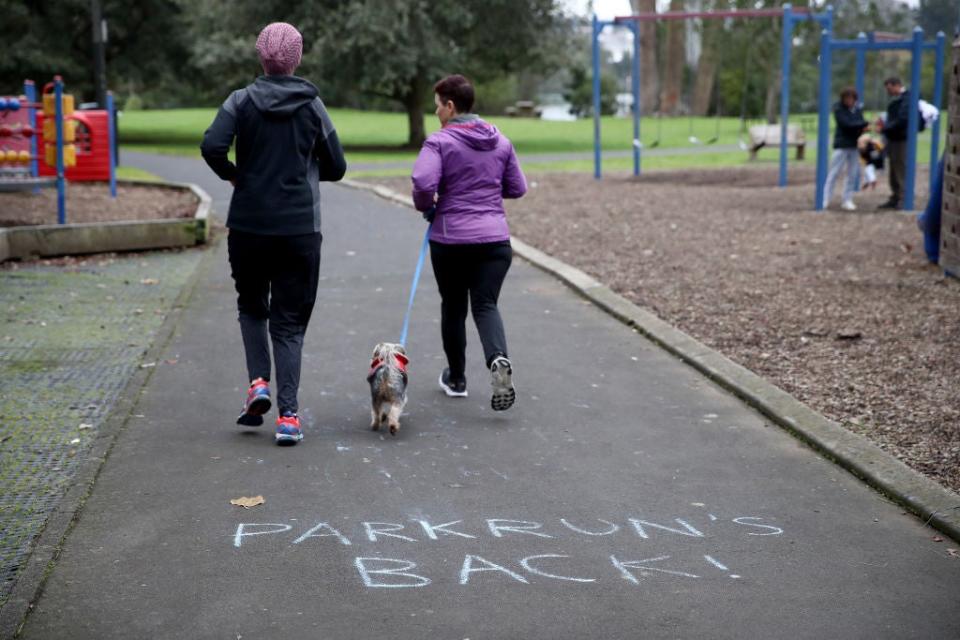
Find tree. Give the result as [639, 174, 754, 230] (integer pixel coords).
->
[0, 0, 190, 106]
[564, 65, 617, 117]
[630, 0, 659, 114]
[690, 18, 720, 116]
[917, 0, 959, 34]
[308, 0, 568, 148]
[659, 0, 685, 115]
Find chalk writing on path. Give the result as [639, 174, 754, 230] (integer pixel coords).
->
[230, 513, 784, 588]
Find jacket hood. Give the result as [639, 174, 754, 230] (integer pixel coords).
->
[442, 118, 500, 151]
[247, 75, 318, 118]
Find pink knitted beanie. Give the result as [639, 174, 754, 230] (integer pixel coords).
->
[256, 23, 303, 76]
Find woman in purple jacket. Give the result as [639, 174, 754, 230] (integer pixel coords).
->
[411, 74, 527, 411]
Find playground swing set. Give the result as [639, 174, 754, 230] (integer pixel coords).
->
[0, 76, 118, 224]
[591, 4, 947, 212]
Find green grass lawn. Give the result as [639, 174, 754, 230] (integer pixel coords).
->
[119, 107, 943, 177]
[120, 108, 780, 153]
[115, 165, 163, 181]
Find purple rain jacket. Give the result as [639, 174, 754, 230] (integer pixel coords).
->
[411, 116, 527, 244]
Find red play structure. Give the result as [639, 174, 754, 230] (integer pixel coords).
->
[36, 110, 112, 181]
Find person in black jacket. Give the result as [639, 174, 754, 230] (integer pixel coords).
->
[822, 87, 868, 211]
[878, 77, 910, 209]
[201, 22, 346, 446]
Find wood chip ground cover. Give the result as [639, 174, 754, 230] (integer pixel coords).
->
[0, 183, 197, 227]
[370, 166, 959, 492]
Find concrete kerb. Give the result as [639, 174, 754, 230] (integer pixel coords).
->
[0, 179, 211, 263]
[0, 234, 222, 640]
[342, 177, 960, 544]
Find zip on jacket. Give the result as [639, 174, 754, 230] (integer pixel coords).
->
[201, 75, 346, 236]
[411, 115, 526, 245]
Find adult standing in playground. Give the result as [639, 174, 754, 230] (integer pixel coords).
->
[878, 77, 910, 210]
[823, 87, 868, 211]
[411, 74, 526, 411]
[201, 22, 346, 445]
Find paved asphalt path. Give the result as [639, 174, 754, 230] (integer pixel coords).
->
[18, 153, 960, 639]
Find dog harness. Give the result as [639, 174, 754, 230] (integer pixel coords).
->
[367, 353, 409, 383]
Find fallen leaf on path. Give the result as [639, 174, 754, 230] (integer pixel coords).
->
[164, 359, 178, 365]
[140, 362, 156, 369]
[230, 495, 265, 509]
[836, 330, 862, 341]
[932, 536, 943, 542]
[78, 423, 93, 430]
[140, 278, 159, 285]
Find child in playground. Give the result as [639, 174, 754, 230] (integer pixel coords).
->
[201, 22, 346, 445]
[411, 74, 526, 411]
[823, 87, 869, 211]
[857, 132, 884, 190]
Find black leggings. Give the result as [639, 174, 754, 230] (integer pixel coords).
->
[228, 229, 321, 414]
[430, 240, 512, 381]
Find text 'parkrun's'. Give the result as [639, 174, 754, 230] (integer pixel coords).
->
[230, 513, 785, 588]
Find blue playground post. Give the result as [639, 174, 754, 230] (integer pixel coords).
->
[24, 81, 38, 181]
[592, 14, 602, 179]
[816, 29, 944, 211]
[595, 6, 831, 184]
[779, 5, 793, 188]
[903, 27, 923, 212]
[54, 76, 66, 225]
[854, 33, 867, 101]
[930, 31, 946, 198]
[631, 21, 641, 177]
[107, 91, 117, 198]
[815, 29, 832, 211]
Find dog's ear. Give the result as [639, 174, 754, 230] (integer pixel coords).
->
[396, 344, 406, 355]
[372, 343, 384, 359]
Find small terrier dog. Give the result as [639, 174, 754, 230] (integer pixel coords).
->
[367, 342, 409, 435]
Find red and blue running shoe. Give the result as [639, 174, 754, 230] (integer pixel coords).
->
[275, 412, 303, 445]
[237, 378, 271, 426]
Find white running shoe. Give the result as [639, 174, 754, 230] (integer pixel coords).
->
[841, 200, 856, 211]
[489, 356, 516, 411]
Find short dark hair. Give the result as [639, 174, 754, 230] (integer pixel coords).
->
[434, 74, 475, 113]
[883, 77, 902, 87]
[839, 87, 858, 101]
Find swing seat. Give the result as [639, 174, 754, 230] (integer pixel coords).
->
[747, 124, 806, 160]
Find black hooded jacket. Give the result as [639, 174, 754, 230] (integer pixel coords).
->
[201, 76, 346, 235]
[882, 90, 914, 142]
[832, 102, 868, 149]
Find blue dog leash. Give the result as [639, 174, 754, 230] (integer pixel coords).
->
[398, 224, 432, 348]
